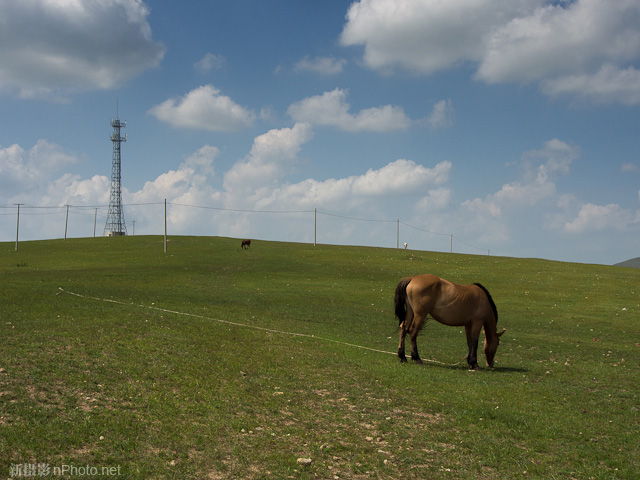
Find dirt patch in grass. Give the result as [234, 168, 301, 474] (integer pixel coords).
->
[206, 382, 451, 478]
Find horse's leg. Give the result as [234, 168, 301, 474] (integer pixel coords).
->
[409, 315, 426, 365]
[398, 321, 408, 363]
[397, 313, 412, 363]
[397, 303, 414, 363]
[465, 323, 482, 370]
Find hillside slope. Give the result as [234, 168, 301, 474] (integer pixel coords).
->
[1, 236, 639, 479]
[615, 257, 640, 268]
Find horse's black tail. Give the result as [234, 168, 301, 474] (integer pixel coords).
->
[394, 278, 411, 325]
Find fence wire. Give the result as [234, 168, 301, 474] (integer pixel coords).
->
[1, 201, 491, 255]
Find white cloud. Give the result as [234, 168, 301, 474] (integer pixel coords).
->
[341, 0, 640, 105]
[0, 139, 112, 239]
[621, 162, 640, 172]
[223, 123, 314, 198]
[0, 140, 80, 196]
[42, 174, 110, 207]
[422, 100, 455, 129]
[522, 138, 580, 177]
[183, 145, 219, 178]
[0, 143, 30, 190]
[564, 203, 639, 233]
[194, 53, 227, 72]
[0, 0, 165, 100]
[294, 55, 347, 75]
[130, 145, 222, 232]
[250, 159, 451, 213]
[287, 88, 412, 132]
[462, 139, 579, 217]
[148, 85, 256, 132]
[414, 187, 452, 212]
[477, 2, 640, 84]
[340, 0, 525, 74]
[541, 65, 640, 105]
[127, 129, 448, 239]
[407, 138, 640, 260]
[134, 145, 220, 203]
[352, 159, 450, 196]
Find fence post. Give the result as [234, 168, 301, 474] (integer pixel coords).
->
[15, 203, 22, 251]
[164, 199, 167, 253]
[64, 205, 70, 240]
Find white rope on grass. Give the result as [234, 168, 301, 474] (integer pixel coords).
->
[58, 287, 463, 366]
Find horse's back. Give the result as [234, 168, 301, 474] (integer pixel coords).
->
[406, 274, 491, 326]
[406, 274, 441, 288]
[405, 274, 442, 312]
[407, 274, 447, 293]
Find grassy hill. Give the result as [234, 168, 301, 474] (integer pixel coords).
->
[1, 236, 638, 479]
[615, 257, 640, 268]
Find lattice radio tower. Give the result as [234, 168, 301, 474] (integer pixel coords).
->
[104, 112, 128, 236]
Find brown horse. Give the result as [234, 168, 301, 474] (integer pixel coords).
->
[394, 274, 505, 370]
[241, 239, 251, 249]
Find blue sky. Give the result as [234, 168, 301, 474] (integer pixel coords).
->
[1, 0, 639, 265]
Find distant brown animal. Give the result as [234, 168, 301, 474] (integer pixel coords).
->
[241, 239, 251, 249]
[394, 274, 505, 370]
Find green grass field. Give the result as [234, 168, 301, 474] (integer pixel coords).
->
[1, 236, 638, 479]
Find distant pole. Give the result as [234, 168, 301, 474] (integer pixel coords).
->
[314, 208, 317, 246]
[93, 208, 98, 237]
[397, 219, 399, 249]
[450, 234, 453, 253]
[64, 205, 70, 240]
[164, 199, 167, 253]
[132, 220, 135, 236]
[15, 203, 22, 251]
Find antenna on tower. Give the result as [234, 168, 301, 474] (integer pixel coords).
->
[104, 110, 127, 236]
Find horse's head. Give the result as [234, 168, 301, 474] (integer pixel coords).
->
[484, 328, 506, 367]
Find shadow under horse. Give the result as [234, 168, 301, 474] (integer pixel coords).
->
[394, 274, 505, 370]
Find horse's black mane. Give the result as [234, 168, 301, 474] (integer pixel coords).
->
[474, 283, 498, 323]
